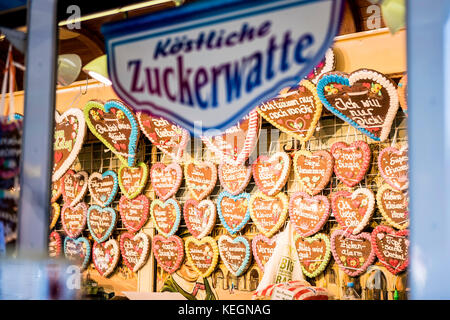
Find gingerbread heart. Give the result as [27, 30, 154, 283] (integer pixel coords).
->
[293, 150, 333, 195]
[152, 234, 184, 274]
[295, 233, 331, 278]
[371, 225, 409, 275]
[330, 230, 375, 277]
[331, 188, 375, 234]
[61, 202, 88, 238]
[87, 205, 117, 243]
[397, 74, 407, 116]
[88, 170, 119, 207]
[252, 152, 291, 196]
[306, 48, 335, 84]
[377, 184, 409, 230]
[201, 109, 260, 165]
[218, 162, 252, 196]
[184, 161, 217, 201]
[92, 239, 120, 277]
[51, 178, 63, 203]
[0, 119, 22, 180]
[52, 108, 86, 182]
[378, 146, 408, 191]
[218, 235, 251, 277]
[150, 162, 182, 201]
[150, 198, 181, 237]
[183, 199, 216, 239]
[317, 69, 399, 142]
[185, 236, 219, 278]
[49, 231, 62, 258]
[257, 80, 322, 143]
[49, 202, 60, 230]
[252, 234, 277, 271]
[289, 192, 330, 237]
[118, 162, 148, 200]
[217, 191, 251, 235]
[331, 141, 371, 187]
[120, 232, 151, 272]
[64, 237, 91, 271]
[249, 192, 288, 237]
[119, 194, 150, 233]
[61, 170, 88, 207]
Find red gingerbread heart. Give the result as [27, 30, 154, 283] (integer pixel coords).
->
[252, 151, 291, 196]
[183, 199, 216, 239]
[152, 234, 184, 274]
[289, 192, 330, 237]
[119, 195, 150, 233]
[150, 162, 182, 201]
[218, 162, 252, 196]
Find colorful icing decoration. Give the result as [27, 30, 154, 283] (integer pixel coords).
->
[330, 229, 376, 277]
[0, 118, 22, 180]
[137, 111, 189, 161]
[306, 48, 335, 84]
[118, 162, 148, 200]
[257, 80, 322, 143]
[150, 198, 181, 237]
[92, 239, 120, 277]
[84, 99, 140, 167]
[64, 236, 91, 271]
[49, 202, 60, 230]
[87, 205, 117, 243]
[49, 231, 62, 258]
[52, 108, 86, 182]
[331, 188, 375, 235]
[61, 170, 88, 207]
[376, 184, 409, 230]
[51, 178, 63, 203]
[184, 161, 217, 201]
[152, 234, 184, 274]
[119, 232, 151, 272]
[252, 234, 277, 272]
[119, 194, 150, 233]
[295, 233, 331, 278]
[87, 170, 119, 207]
[252, 151, 291, 196]
[61, 202, 88, 238]
[378, 146, 408, 191]
[218, 235, 252, 277]
[249, 192, 288, 238]
[218, 162, 252, 196]
[397, 74, 407, 115]
[217, 191, 251, 235]
[293, 150, 333, 195]
[184, 236, 219, 278]
[371, 225, 409, 275]
[183, 199, 216, 239]
[317, 69, 399, 142]
[201, 109, 260, 165]
[289, 192, 330, 238]
[330, 141, 371, 187]
[150, 162, 182, 201]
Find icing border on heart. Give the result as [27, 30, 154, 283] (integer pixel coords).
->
[61, 202, 88, 238]
[150, 162, 182, 201]
[62, 170, 89, 207]
[293, 149, 333, 195]
[217, 191, 251, 235]
[152, 234, 184, 274]
[150, 198, 181, 237]
[120, 231, 151, 272]
[119, 194, 150, 233]
[378, 146, 409, 191]
[376, 184, 409, 230]
[308, 48, 335, 84]
[118, 162, 148, 200]
[183, 199, 216, 239]
[184, 160, 217, 201]
[249, 192, 288, 237]
[184, 236, 219, 278]
[218, 162, 252, 196]
[251, 234, 277, 271]
[218, 235, 251, 277]
[252, 151, 291, 196]
[64, 236, 91, 271]
[92, 238, 120, 277]
[50, 202, 60, 230]
[88, 170, 119, 207]
[294, 233, 331, 278]
[49, 231, 62, 258]
[87, 205, 117, 243]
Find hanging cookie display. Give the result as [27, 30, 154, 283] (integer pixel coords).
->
[217, 191, 251, 235]
[119, 194, 150, 233]
[376, 184, 409, 230]
[378, 146, 408, 191]
[183, 199, 216, 239]
[150, 198, 181, 237]
[218, 162, 252, 196]
[397, 74, 407, 116]
[88, 170, 119, 207]
[120, 232, 151, 272]
[61, 202, 88, 238]
[61, 170, 89, 207]
[184, 161, 217, 201]
[252, 151, 291, 196]
[92, 239, 120, 277]
[150, 162, 182, 201]
[49, 202, 60, 230]
[64, 236, 91, 271]
[152, 234, 184, 274]
[293, 150, 333, 195]
[87, 205, 117, 243]
[249, 192, 288, 238]
[306, 48, 335, 84]
[252, 234, 277, 272]
[294, 233, 331, 278]
[0, 118, 22, 181]
[118, 162, 148, 200]
[49, 231, 62, 258]
[218, 235, 252, 277]
[184, 236, 219, 278]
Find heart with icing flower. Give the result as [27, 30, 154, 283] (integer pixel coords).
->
[118, 162, 148, 200]
[49, 231, 62, 258]
[185, 236, 219, 278]
[376, 184, 409, 230]
[49, 202, 60, 230]
[293, 150, 333, 195]
[61, 202, 88, 238]
[252, 234, 277, 271]
[92, 239, 120, 277]
[249, 192, 288, 237]
[119, 194, 150, 233]
[217, 191, 251, 235]
[218, 235, 252, 277]
[183, 199, 216, 239]
[152, 234, 184, 274]
[88, 170, 119, 207]
[150, 198, 181, 237]
[64, 236, 91, 271]
[378, 146, 408, 191]
[294, 233, 331, 278]
[61, 170, 89, 207]
[252, 151, 291, 196]
[87, 205, 117, 243]
[289, 192, 330, 237]
[120, 232, 151, 272]
[51, 177, 63, 203]
[184, 161, 217, 201]
[150, 162, 182, 201]
[218, 162, 252, 196]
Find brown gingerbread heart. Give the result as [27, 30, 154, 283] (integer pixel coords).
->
[184, 161, 217, 201]
[293, 150, 333, 195]
[378, 146, 408, 191]
[252, 234, 277, 271]
[218, 162, 252, 196]
[289, 192, 330, 237]
[252, 151, 291, 196]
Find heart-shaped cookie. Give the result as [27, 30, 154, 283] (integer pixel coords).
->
[378, 146, 408, 191]
[61, 202, 88, 238]
[331, 188, 375, 234]
[293, 150, 333, 195]
[294, 233, 331, 278]
[52, 108, 86, 181]
[252, 234, 277, 271]
[330, 229, 376, 277]
[218, 235, 252, 277]
[150, 198, 181, 237]
[377, 184, 409, 230]
[118, 162, 148, 200]
[183, 199, 216, 239]
[249, 192, 288, 237]
[64, 237, 91, 271]
[119, 194, 150, 233]
[184, 161, 217, 201]
[306, 48, 335, 84]
[218, 162, 252, 196]
[87, 205, 117, 243]
[92, 239, 120, 277]
[317, 69, 399, 142]
[152, 234, 184, 274]
[49, 202, 60, 230]
[61, 170, 89, 207]
[257, 80, 322, 143]
[88, 170, 119, 207]
[0, 119, 22, 180]
[137, 112, 189, 161]
[150, 162, 182, 201]
[185, 236, 219, 278]
[120, 232, 151, 272]
[201, 109, 260, 165]
[84, 99, 140, 167]
[371, 225, 409, 275]
[331, 141, 371, 187]
[397, 74, 407, 116]
[217, 191, 251, 235]
[252, 152, 291, 196]
[289, 192, 330, 237]
[49, 231, 62, 258]
[51, 178, 63, 203]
